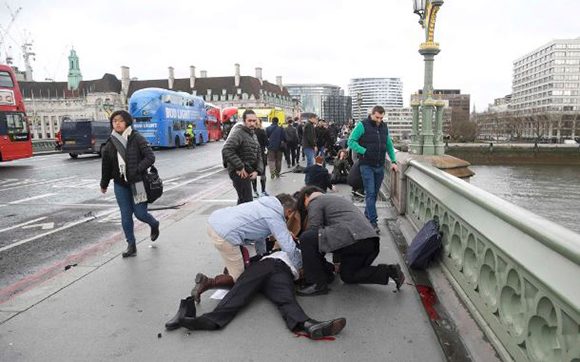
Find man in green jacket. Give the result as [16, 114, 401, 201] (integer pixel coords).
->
[347, 106, 398, 234]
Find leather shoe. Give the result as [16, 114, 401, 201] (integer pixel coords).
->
[150, 224, 160, 241]
[296, 283, 329, 296]
[165, 297, 196, 330]
[122, 244, 137, 258]
[385, 264, 405, 290]
[302, 318, 346, 340]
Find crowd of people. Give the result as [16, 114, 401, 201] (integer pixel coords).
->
[162, 106, 402, 340]
[99, 106, 401, 340]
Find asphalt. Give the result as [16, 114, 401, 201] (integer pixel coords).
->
[0, 165, 445, 362]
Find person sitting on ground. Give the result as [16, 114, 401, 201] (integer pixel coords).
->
[294, 185, 405, 296]
[303, 155, 334, 192]
[164, 251, 347, 340]
[191, 194, 301, 303]
[331, 149, 351, 185]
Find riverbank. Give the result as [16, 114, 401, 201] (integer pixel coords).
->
[443, 143, 580, 165]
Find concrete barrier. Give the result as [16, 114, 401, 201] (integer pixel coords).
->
[385, 159, 580, 361]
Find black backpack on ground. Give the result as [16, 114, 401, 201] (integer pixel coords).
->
[406, 219, 443, 269]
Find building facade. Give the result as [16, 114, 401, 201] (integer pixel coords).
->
[285, 84, 351, 123]
[475, 38, 580, 142]
[125, 65, 293, 117]
[348, 78, 403, 119]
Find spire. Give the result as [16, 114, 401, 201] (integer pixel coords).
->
[67, 48, 82, 91]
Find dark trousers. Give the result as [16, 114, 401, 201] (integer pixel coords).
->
[284, 143, 298, 166]
[196, 259, 309, 331]
[299, 229, 388, 286]
[230, 172, 253, 204]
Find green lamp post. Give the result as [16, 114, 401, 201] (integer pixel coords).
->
[411, 0, 445, 156]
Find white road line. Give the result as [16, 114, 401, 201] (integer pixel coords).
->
[0, 208, 118, 253]
[163, 168, 225, 192]
[0, 179, 18, 185]
[0, 193, 57, 208]
[202, 199, 237, 203]
[0, 176, 77, 192]
[0, 216, 48, 234]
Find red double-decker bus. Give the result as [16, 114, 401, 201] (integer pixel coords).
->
[0, 65, 32, 162]
[205, 103, 222, 142]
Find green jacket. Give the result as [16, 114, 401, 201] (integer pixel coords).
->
[347, 120, 397, 164]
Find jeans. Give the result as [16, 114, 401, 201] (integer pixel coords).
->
[359, 164, 385, 225]
[303, 147, 315, 167]
[114, 182, 159, 245]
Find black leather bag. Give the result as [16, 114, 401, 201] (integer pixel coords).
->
[143, 165, 163, 203]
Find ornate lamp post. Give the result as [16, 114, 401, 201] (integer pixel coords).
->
[411, 0, 445, 155]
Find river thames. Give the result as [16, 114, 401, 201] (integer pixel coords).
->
[470, 165, 580, 235]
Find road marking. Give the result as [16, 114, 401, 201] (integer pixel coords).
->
[202, 199, 238, 203]
[0, 176, 77, 192]
[0, 178, 18, 185]
[0, 217, 48, 234]
[0, 193, 57, 208]
[0, 208, 118, 253]
[22, 222, 55, 230]
[0, 166, 227, 254]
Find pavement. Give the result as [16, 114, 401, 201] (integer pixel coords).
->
[0, 164, 445, 362]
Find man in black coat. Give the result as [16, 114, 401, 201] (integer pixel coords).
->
[295, 186, 405, 296]
[222, 110, 263, 204]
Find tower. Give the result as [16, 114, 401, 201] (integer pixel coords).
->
[67, 48, 82, 90]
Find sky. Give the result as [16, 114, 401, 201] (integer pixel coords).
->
[1, 0, 578, 110]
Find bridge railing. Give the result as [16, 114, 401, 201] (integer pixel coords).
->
[394, 159, 580, 362]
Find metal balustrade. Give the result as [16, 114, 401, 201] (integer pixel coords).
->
[400, 160, 580, 362]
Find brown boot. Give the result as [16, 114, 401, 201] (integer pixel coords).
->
[191, 273, 234, 304]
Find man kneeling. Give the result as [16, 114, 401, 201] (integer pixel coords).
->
[165, 251, 346, 340]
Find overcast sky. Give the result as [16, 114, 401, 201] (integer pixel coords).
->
[1, 0, 578, 109]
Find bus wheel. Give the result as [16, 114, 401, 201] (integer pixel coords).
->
[69, 153, 79, 159]
[175, 136, 180, 148]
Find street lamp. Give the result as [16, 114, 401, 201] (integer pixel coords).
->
[410, 0, 445, 155]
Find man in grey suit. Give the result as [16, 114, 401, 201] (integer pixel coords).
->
[295, 186, 405, 296]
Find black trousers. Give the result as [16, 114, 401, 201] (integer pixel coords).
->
[197, 259, 309, 331]
[299, 229, 388, 286]
[230, 172, 253, 204]
[284, 144, 298, 166]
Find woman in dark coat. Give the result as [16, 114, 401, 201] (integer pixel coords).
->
[100, 110, 160, 257]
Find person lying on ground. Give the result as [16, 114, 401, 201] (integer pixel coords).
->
[331, 149, 351, 185]
[165, 251, 346, 340]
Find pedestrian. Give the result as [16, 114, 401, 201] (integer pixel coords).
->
[100, 110, 160, 258]
[191, 194, 302, 303]
[266, 117, 286, 178]
[304, 155, 334, 192]
[347, 105, 398, 233]
[295, 186, 405, 296]
[165, 251, 346, 340]
[252, 118, 269, 198]
[315, 119, 330, 157]
[284, 118, 299, 168]
[331, 149, 351, 184]
[222, 109, 262, 204]
[294, 117, 303, 163]
[302, 114, 318, 167]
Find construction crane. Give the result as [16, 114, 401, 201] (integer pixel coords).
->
[0, 3, 22, 64]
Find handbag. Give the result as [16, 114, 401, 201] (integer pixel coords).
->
[143, 165, 163, 204]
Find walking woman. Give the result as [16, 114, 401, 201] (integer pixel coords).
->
[100, 110, 160, 257]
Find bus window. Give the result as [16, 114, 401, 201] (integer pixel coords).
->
[0, 113, 28, 135]
[0, 71, 14, 87]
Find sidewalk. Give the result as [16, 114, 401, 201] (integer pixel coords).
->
[0, 165, 445, 361]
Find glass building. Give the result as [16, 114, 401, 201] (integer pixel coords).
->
[348, 78, 403, 119]
[286, 84, 352, 123]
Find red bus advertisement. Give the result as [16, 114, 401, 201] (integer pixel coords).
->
[0, 65, 32, 162]
[221, 107, 238, 140]
[205, 103, 222, 141]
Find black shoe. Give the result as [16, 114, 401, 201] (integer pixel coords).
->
[302, 318, 346, 340]
[371, 223, 380, 235]
[150, 223, 160, 241]
[165, 297, 196, 330]
[387, 264, 405, 290]
[122, 244, 137, 258]
[296, 283, 329, 296]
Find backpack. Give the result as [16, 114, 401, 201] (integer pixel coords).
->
[406, 219, 442, 269]
[346, 160, 363, 190]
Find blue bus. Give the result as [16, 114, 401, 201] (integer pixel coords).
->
[129, 88, 208, 148]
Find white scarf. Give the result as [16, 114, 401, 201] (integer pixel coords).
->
[114, 126, 132, 181]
